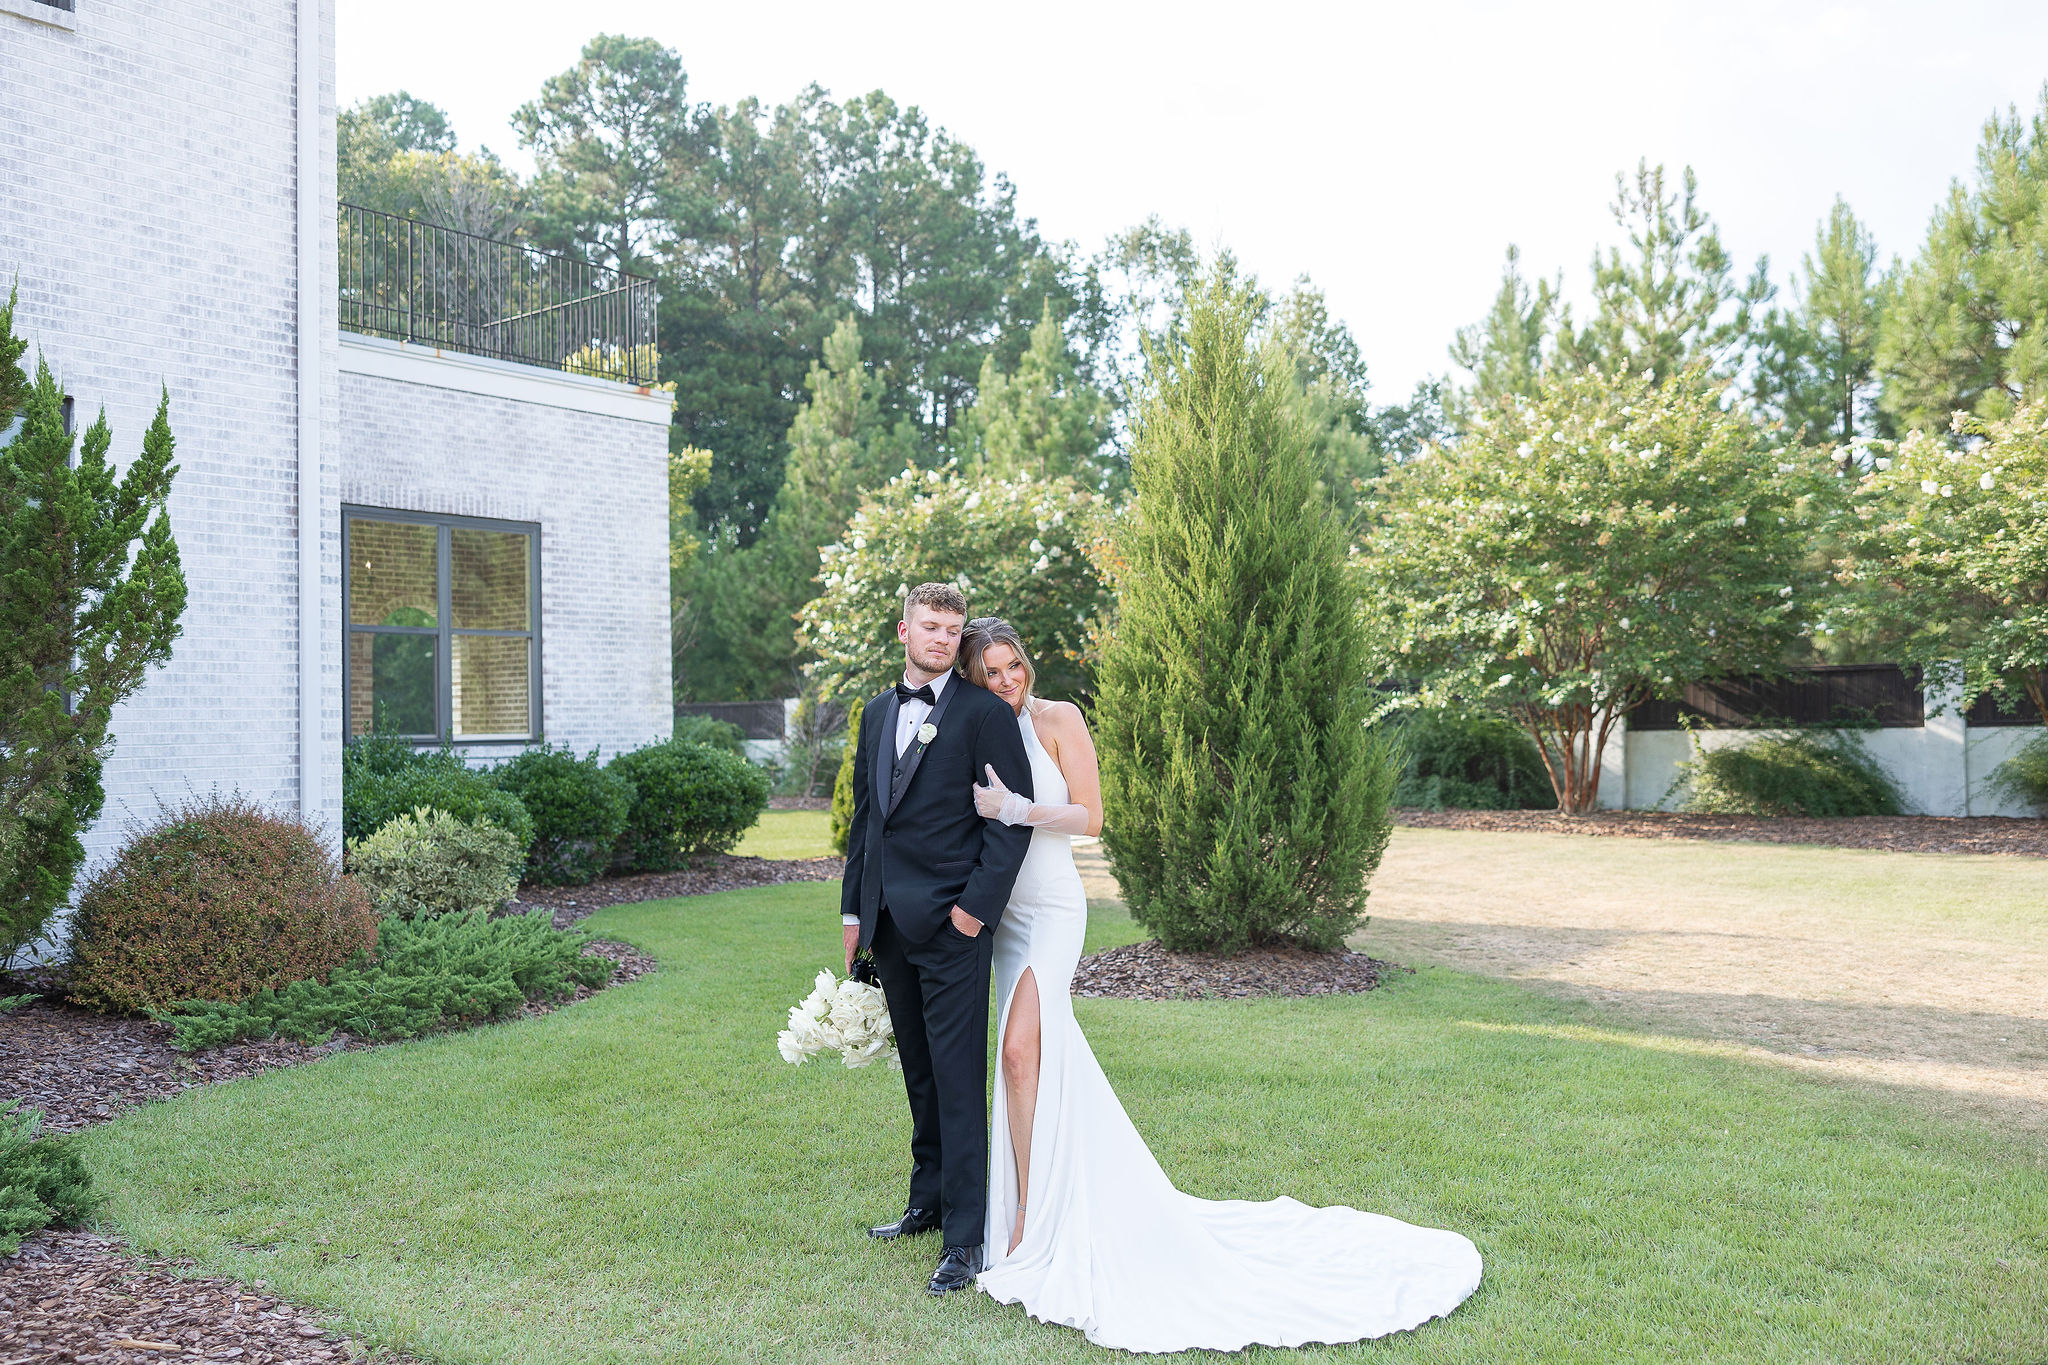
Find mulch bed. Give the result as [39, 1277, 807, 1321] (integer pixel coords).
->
[1072, 939, 1409, 1001]
[1395, 808, 2048, 857]
[510, 853, 844, 926]
[0, 858, 843, 1363]
[0, 1227, 426, 1364]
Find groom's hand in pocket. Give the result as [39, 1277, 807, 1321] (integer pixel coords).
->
[948, 906, 982, 937]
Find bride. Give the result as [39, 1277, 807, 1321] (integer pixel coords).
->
[956, 616, 1483, 1354]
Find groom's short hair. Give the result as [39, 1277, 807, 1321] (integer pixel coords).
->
[903, 582, 968, 620]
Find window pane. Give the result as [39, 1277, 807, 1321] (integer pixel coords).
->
[349, 632, 437, 737]
[452, 527, 530, 630]
[349, 520, 438, 627]
[452, 634, 530, 737]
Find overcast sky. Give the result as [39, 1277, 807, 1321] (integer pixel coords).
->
[339, 1, 2048, 399]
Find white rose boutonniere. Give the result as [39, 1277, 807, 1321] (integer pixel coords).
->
[917, 722, 938, 745]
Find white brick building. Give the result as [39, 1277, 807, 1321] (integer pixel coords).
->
[2, 0, 673, 913]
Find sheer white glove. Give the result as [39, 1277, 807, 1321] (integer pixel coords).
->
[975, 765, 1092, 834]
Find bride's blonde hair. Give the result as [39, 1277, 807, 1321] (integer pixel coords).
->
[961, 616, 1036, 700]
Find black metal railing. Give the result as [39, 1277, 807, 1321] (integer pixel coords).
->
[339, 203, 657, 385]
[1630, 665, 1926, 731]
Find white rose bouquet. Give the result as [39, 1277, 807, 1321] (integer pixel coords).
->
[777, 968, 899, 1070]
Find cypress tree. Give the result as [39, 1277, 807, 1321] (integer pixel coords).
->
[1093, 263, 1393, 955]
[0, 287, 187, 966]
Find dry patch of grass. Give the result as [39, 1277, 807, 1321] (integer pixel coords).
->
[1357, 828, 2048, 1136]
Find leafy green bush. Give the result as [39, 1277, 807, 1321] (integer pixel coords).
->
[609, 740, 770, 872]
[346, 808, 524, 919]
[671, 713, 748, 757]
[342, 739, 534, 854]
[493, 746, 633, 885]
[1680, 730, 1904, 817]
[0, 1102, 104, 1254]
[1987, 731, 2048, 814]
[67, 794, 378, 1015]
[156, 909, 613, 1050]
[1388, 708, 1557, 810]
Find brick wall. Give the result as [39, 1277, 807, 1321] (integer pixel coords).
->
[1, 0, 343, 906]
[338, 339, 674, 761]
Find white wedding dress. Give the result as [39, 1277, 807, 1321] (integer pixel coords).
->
[976, 709, 1483, 1354]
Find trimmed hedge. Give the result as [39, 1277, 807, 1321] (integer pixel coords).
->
[156, 909, 611, 1050]
[1680, 730, 1904, 817]
[347, 808, 524, 919]
[610, 739, 771, 872]
[493, 746, 633, 886]
[342, 738, 534, 854]
[67, 793, 377, 1015]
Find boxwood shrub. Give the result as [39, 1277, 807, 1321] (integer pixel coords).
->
[609, 739, 772, 872]
[342, 738, 533, 854]
[493, 745, 634, 885]
[67, 793, 378, 1014]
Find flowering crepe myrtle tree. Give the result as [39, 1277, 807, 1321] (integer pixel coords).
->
[1831, 407, 2048, 723]
[796, 464, 1111, 705]
[1357, 363, 1831, 813]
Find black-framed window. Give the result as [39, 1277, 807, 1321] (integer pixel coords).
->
[343, 507, 540, 744]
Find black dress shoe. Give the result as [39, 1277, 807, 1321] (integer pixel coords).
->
[867, 1207, 941, 1240]
[927, 1243, 985, 1295]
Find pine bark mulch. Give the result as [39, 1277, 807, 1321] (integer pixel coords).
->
[510, 852, 845, 926]
[1072, 939, 1409, 1000]
[1395, 808, 2048, 857]
[0, 1227, 425, 1364]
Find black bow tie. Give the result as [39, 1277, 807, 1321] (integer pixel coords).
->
[895, 682, 936, 706]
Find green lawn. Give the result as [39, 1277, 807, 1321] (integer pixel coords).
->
[76, 885, 2048, 1364]
[734, 809, 834, 860]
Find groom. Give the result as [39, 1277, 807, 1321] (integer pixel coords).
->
[841, 582, 1035, 1294]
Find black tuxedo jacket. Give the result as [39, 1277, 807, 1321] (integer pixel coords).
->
[840, 674, 1035, 946]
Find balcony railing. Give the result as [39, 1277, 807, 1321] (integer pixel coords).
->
[339, 203, 658, 385]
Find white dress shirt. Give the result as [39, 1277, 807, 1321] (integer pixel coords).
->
[895, 666, 951, 759]
[846, 669, 955, 927]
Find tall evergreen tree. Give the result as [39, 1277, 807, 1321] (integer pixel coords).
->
[1877, 88, 2048, 432]
[1753, 198, 1886, 444]
[676, 318, 913, 699]
[0, 291, 187, 965]
[966, 302, 1111, 482]
[514, 34, 707, 273]
[1093, 262, 1394, 954]
[1449, 245, 1559, 412]
[1556, 162, 1771, 381]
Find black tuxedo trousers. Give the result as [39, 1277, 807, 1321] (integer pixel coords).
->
[840, 678, 1033, 1245]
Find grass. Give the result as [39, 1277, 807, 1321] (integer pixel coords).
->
[733, 809, 834, 860]
[74, 883, 2048, 1364]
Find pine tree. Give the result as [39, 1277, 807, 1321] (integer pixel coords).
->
[1092, 263, 1394, 955]
[1449, 245, 1559, 412]
[0, 289, 187, 965]
[680, 318, 913, 699]
[1753, 199, 1885, 444]
[967, 302, 1110, 483]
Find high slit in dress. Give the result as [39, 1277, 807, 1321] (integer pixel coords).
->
[976, 707, 1483, 1354]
